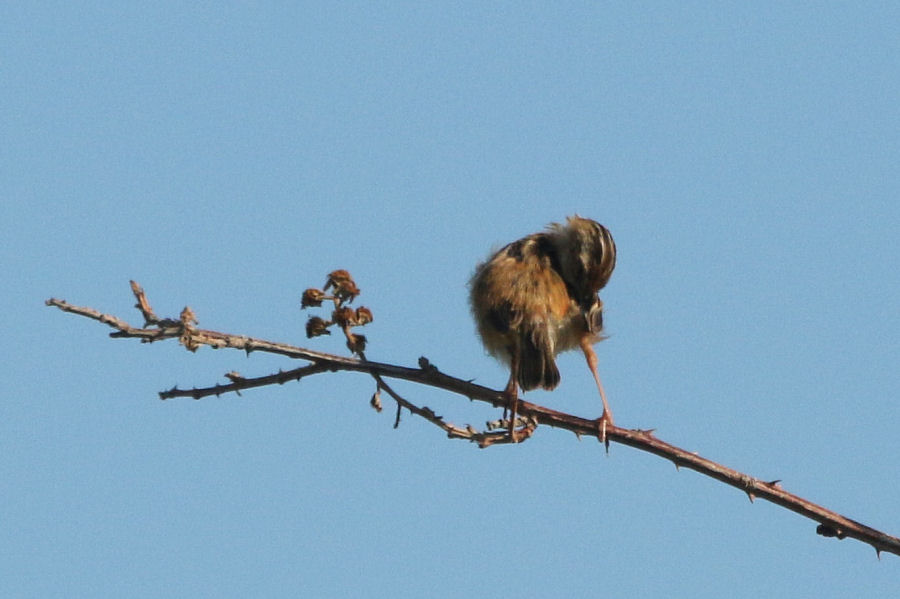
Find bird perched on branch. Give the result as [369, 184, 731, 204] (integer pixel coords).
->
[469, 215, 616, 441]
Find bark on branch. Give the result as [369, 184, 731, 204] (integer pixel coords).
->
[45, 280, 900, 559]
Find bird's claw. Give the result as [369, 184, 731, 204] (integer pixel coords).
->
[595, 411, 614, 451]
[507, 416, 536, 444]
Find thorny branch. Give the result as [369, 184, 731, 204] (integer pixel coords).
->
[46, 276, 899, 559]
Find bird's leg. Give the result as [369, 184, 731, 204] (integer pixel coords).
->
[504, 345, 521, 442]
[580, 337, 613, 430]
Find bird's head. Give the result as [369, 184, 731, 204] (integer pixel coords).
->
[549, 215, 617, 295]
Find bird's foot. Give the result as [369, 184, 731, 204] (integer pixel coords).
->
[595, 410, 614, 451]
[502, 381, 520, 443]
[505, 414, 536, 444]
[510, 422, 534, 443]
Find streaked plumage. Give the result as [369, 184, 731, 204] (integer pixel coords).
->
[470, 215, 616, 439]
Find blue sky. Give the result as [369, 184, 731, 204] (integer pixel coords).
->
[3, 3, 899, 597]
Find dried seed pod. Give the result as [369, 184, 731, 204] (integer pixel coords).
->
[305, 316, 331, 338]
[301, 288, 326, 309]
[346, 333, 367, 354]
[331, 306, 357, 327]
[324, 269, 360, 303]
[354, 306, 373, 326]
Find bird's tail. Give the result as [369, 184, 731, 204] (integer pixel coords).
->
[517, 327, 560, 391]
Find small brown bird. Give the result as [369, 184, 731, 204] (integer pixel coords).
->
[469, 216, 616, 440]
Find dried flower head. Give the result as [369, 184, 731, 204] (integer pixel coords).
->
[305, 316, 331, 338]
[324, 269, 360, 303]
[301, 288, 326, 309]
[354, 306, 373, 326]
[346, 333, 367, 354]
[331, 306, 357, 327]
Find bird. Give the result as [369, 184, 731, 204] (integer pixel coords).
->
[469, 215, 616, 441]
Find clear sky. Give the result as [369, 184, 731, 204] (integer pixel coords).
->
[3, 3, 899, 597]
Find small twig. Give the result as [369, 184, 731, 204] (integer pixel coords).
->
[160, 363, 332, 400]
[342, 312, 519, 445]
[130, 280, 158, 325]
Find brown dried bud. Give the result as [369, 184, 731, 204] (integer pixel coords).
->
[301, 288, 326, 309]
[180, 306, 198, 327]
[816, 524, 846, 539]
[354, 306, 373, 326]
[331, 306, 357, 327]
[418, 356, 438, 374]
[370, 390, 383, 413]
[305, 316, 331, 338]
[346, 333, 367, 354]
[324, 269, 360, 303]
